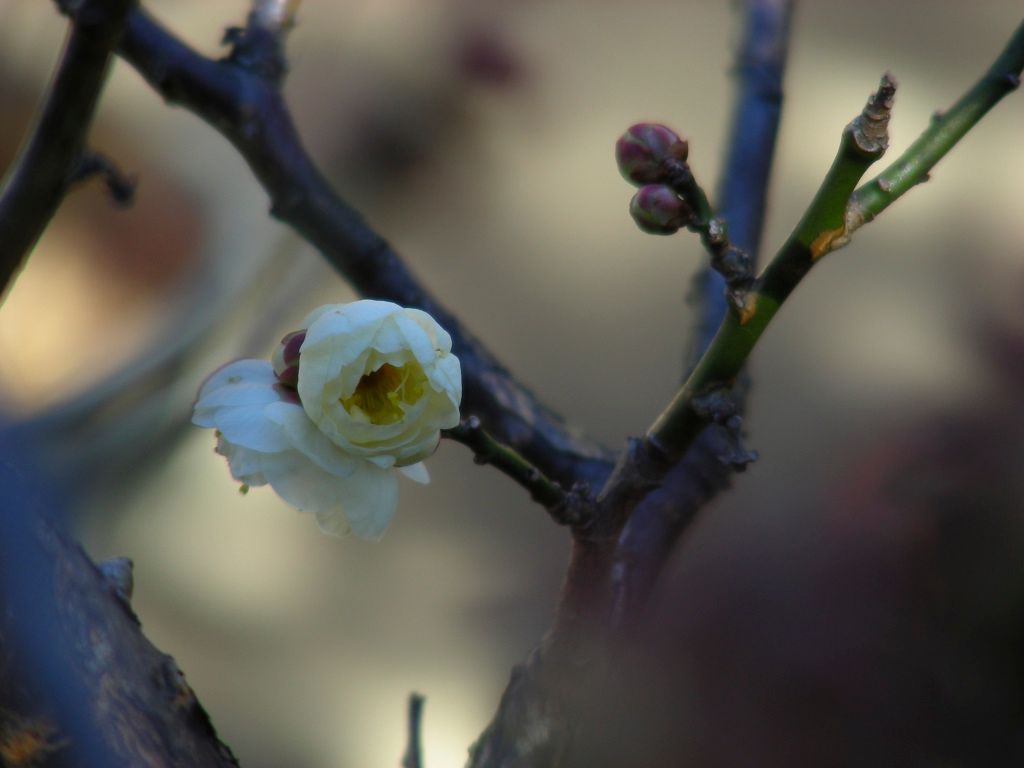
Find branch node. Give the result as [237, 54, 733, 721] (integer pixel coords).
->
[70, 150, 136, 206]
[223, 1, 299, 83]
[555, 481, 594, 530]
[97, 556, 135, 608]
[689, 389, 759, 471]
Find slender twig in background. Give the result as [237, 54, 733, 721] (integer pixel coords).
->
[690, 0, 793, 365]
[401, 693, 425, 768]
[0, 0, 136, 299]
[614, 0, 793, 628]
[468, 4, 794, 764]
[104, 5, 614, 491]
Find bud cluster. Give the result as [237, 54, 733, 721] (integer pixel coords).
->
[616, 123, 694, 236]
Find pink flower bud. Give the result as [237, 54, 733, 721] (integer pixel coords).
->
[272, 329, 306, 388]
[615, 123, 689, 186]
[629, 185, 693, 235]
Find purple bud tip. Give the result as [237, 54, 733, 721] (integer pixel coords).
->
[272, 329, 306, 387]
[616, 123, 689, 186]
[629, 185, 693, 235]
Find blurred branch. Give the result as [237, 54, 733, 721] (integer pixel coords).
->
[0, 0, 135, 299]
[0, 435, 239, 767]
[614, 0, 793, 629]
[106, 4, 614, 490]
[401, 693, 425, 768]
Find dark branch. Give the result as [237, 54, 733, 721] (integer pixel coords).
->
[0, 0, 135, 298]
[112, 6, 614, 490]
[0, 434, 239, 767]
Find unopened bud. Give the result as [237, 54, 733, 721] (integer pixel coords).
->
[616, 123, 689, 186]
[272, 329, 306, 388]
[629, 185, 693, 235]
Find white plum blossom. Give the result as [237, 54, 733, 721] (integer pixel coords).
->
[193, 300, 462, 539]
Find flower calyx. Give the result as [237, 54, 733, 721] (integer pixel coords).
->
[271, 329, 306, 390]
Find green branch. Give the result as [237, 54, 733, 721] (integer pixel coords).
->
[848, 18, 1024, 231]
[648, 74, 896, 456]
[645, 18, 1024, 462]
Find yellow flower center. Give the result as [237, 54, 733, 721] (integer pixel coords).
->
[341, 362, 427, 425]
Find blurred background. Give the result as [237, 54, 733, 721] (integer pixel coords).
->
[1, 1, 1023, 765]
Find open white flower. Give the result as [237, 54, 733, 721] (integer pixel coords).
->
[192, 300, 462, 539]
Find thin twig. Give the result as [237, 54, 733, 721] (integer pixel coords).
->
[611, 19, 1024, 546]
[615, 0, 793, 628]
[401, 693, 425, 768]
[0, 0, 136, 299]
[646, 74, 897, 463]
[847, 17, 1024, 233]
[663, 161, 753, 300]
[445, 418, 590, 525]
[107, 5, 613, 491]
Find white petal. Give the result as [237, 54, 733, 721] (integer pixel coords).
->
[398, 462, 430, 484]
[393, 312, 436, 364]
[212, 405, 292, 453]
[197, 359, 276, 399]
[324, 464, 399, 540]
[402, 307, 454, 353]
[194, 382, 281, 414]
[428, 354, 463, 410]
[301, 303, 345, 329]
[366, 454, 396, 469]
[219, 440, 292, 486]
[257, 453, 398, 540]
[302, 300, 397, 351]
[193, 360, 282, 427]
[264, 401, 358, 477]
[260, 453, 346, 510]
